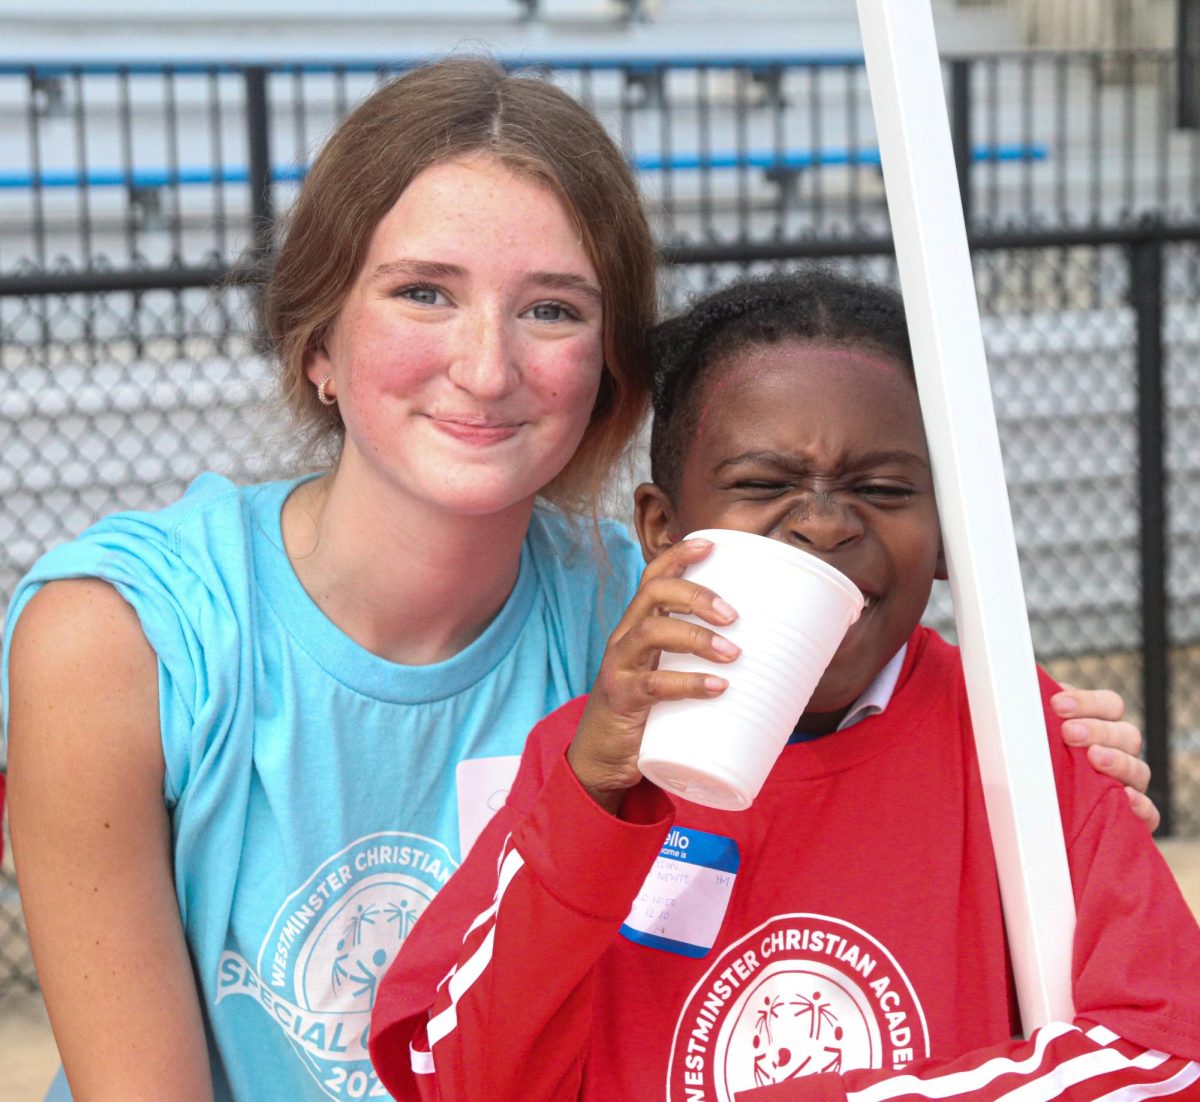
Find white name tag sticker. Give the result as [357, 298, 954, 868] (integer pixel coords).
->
[620, 827, 740, 958]
[456, 755, 521, 858]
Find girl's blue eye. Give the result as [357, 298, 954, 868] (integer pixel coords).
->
[398, 284, 444, 306]
[527, 301, 578, 322]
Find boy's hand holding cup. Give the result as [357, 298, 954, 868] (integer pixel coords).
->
[570, 530, 864, 814]
[568, 536, 743, 815]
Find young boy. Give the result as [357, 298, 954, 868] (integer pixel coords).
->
[369, 270, 1200, 1101]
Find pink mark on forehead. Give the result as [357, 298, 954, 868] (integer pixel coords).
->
[814, 344, 909, 375]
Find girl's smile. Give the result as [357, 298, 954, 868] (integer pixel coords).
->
[428, 414, 526, 446]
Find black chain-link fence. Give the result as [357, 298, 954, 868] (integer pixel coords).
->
[2, 50, 1198, 1001]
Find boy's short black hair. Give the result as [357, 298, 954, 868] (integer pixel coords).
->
[649, 268, 915, 496]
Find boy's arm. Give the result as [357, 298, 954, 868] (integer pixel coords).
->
[369, 699, 674, 1102]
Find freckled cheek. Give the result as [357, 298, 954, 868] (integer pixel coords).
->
[527, 341, 605, 417]
[346, 328, 447, 393]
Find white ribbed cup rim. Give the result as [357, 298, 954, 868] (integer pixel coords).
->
[683, 528, 865, 617]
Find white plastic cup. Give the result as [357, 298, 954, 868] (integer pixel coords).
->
[637, 529, 865, 811]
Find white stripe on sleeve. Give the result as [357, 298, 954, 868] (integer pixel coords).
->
[1092, 1060, 1200, 1100]
[996, 1045, 1172, 1102]
[847, 1022, 1079, 1101]
[426, 844, 527, 1048]
[849, 1022, 1194, 1102]
[410, 1042, 435, 1076]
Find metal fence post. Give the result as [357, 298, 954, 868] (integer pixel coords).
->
[949, 58, 972, 229]
[1132, 226, 1172, 835]
[245, 66, 274, 263]
[1180, 0, 1199, 128]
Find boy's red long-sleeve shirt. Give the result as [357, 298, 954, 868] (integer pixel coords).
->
[369, 627, 1200, 1101]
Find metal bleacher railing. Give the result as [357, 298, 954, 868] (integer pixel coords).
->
[1, 48, 1199, 999]
[0, 141, 1047, 192]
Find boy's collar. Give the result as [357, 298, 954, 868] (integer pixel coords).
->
[788, 643, 908, 744]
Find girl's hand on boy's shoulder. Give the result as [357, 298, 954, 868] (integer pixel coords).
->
[1052, 684, 1159, 831]
[569, 537, 740, 815]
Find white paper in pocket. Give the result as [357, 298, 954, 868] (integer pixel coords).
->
[455, 755, 521, 858]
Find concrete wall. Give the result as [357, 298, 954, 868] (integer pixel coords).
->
[1019, 0, 1175, 51]
[0, 1, 1024, 60]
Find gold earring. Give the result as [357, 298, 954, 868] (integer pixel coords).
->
[316, 376, 337, 406]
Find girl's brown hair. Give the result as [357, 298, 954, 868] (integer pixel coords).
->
[262, 55, 657, 512]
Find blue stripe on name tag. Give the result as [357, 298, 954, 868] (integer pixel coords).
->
[618, 925, 711, 959]
[659, 827, 740, 873]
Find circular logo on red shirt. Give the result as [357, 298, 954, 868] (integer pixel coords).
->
[667, 913, 929, 1101]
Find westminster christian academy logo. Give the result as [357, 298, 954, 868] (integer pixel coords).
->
[216, 832, 456, 1100]
[668, 913, 929, 1101]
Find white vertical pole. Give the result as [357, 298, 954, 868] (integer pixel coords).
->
[855, 0, 1076, 1029]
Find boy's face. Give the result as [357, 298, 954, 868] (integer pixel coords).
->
[636, 338, 946, 722]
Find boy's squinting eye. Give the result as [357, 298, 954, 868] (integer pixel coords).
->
[524, 301, 580, 323]
[730, 479, 790, 495]
[857, 482, 915, 502]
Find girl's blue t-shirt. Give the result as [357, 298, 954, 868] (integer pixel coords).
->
[2, 473, 643, 1101]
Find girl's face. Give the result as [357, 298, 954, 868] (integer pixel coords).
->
[637, 339, 946, 718]
[307, 155, 606, 520]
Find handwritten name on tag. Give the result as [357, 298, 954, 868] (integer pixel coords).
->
[620, 827, 740, 958]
